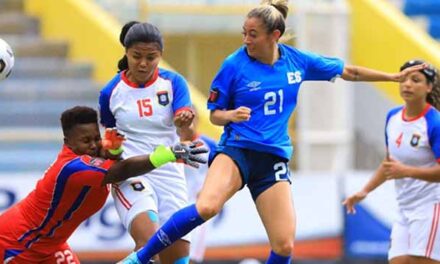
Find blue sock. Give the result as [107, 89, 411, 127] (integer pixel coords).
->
[136, 204, 204, 262]
[266, 250, 291, 264]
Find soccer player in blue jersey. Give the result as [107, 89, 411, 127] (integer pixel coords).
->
[344, 60, 440, 264]
[119, 1, 428, 263]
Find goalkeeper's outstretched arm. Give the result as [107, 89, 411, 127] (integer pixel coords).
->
[101, 142, 208, 185]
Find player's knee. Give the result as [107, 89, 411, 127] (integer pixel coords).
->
[196, 199, 222, 219]
[133, 238, 148, 251]
[272, 238, 294, 256]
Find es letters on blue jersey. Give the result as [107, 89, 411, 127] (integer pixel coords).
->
[287, 71, 302, 84]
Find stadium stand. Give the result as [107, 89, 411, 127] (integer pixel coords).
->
[402, 0, 440, 39]
[0, 0, 99, 172]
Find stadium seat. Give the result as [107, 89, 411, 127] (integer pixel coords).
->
[403, 0, 440, 16]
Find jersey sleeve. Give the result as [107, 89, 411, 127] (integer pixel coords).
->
[384, 107, 402, 148]
[302, 50, 344, 81]
[207, 58, 236, 110]
[425, 109, 440, 161]
[171, 72, 192, 113]
[67, 157, 115, 188]
[99, 74, 121, 128]
[384, 110, 393, 148]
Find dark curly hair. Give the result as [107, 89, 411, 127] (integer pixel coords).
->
[61, 106, 98, 137]
[400, 59, 440, 110]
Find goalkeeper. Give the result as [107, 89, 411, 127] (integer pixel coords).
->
[0, 106, 207, 263]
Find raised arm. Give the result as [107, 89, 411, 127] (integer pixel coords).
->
[102, 142, 208, 185]
[341, 63, 427, 82]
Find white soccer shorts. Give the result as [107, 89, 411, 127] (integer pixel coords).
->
[389, 203, 440, 261]
[111, 164, 191, 241]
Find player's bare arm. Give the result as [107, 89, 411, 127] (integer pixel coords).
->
[174, 109, 195, 128]
[343, 161, 388, 214]
[384, 158, 440, 182]
[341, 64, 427, 82]
[101, 142, 208, 185]
[209, 107, 251, 126]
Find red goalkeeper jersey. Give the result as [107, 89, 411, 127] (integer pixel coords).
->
[0, 145, 115, 261]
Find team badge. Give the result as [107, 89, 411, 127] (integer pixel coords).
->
[208, 88, 219, 103]
[131, 182, 145, 191]
[157, 91, 169, 106]
[410, 134, 421, 147]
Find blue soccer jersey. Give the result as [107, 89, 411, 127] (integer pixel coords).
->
[207, 44, 344, 159]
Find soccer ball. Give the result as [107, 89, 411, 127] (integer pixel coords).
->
[0, 38, 14, 80]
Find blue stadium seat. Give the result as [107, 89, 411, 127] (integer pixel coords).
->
[428, 15, 440, 39]
[404, 0, 440, 16]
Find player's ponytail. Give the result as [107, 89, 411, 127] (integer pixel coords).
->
[117, 22, 164, 73]
[262, 0, 289, 19]
[117, 21, 139, 72]
[248, 0, 289, 38]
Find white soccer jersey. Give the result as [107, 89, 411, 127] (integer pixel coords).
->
[385, 104, 440, 211]
[100, 68, 192, 158]
[99, 68, 193, 230]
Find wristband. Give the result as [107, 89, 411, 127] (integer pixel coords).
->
[149, 145, 176, 168]
[108, 147, 123, 155]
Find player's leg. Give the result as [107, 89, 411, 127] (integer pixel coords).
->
[391, 256, 410, 264]
[196, 153, 243, 219]
[389, 208, 410, 264]
[152, 172, 192, 264]
[159, 240, 190, 264]
[112, 178, 159, 253]
[408, 256, 440, 264]
[246, 152, 293, 263]
[406, 203, 440, 264]
[255, 181, 295, 263]
[129, 212, 160, 251]
[133, 152, 244, 263]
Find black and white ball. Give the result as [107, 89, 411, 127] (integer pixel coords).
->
[0, 38, 14, 80]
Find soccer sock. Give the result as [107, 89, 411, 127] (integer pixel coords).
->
[266, 250, 291, 264]
[136, 204, 205, 262]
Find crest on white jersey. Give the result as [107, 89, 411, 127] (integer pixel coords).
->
[410, 133, 421, 147]
[157, 91, 170, 106]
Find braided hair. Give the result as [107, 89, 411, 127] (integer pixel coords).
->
[400, 60, 440, 111]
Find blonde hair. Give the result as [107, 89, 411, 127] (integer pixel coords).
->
[247, 0, 289, 37]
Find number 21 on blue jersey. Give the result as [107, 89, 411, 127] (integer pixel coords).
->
[264, 89, 284, 115]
